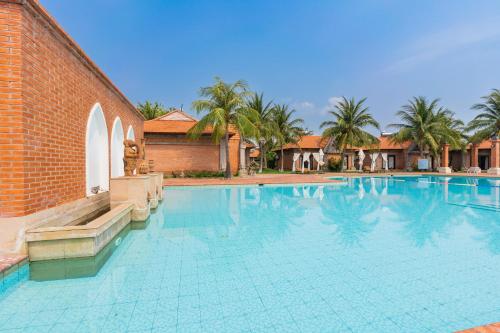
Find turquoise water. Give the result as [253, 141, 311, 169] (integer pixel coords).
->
[1, 177, 500, 332]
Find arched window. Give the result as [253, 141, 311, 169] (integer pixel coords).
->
[126, 125, 135, 141]
[85, 103, 109, 195]
[111, 117, 125, 178]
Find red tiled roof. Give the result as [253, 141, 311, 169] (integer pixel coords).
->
[144, 119, 237, 135]
[282, 136, 329, 149]
[249, 149, 260, 158]
[377, 136, 412, 150]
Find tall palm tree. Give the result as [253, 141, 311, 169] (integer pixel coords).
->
[320, 97, 380, 172]
[188, 77, 256, 179]
[272, 104, 305, 172]
[246, 93, 274, 173]
[467, 89, 500, 142]
[390, 97, 457, 166]
[137, 101, 167, 120]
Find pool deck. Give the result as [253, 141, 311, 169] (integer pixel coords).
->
[163, 171, 500, 187]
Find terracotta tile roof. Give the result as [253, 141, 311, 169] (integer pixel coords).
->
[144, 118, 237, 135]
[282, 136, 329, 149]
[377, 136, 412, 149]
[249, 149, 260, 158]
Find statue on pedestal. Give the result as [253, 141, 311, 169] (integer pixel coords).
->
[123, 139, 139, 176]
[137, 139, 149, 174]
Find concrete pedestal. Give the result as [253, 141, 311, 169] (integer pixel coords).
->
[110, 176, 150, 221]
[147, 175, 158, 209]
[487, 168, 500, 175]
[149, 172, 164, 201]
[469, 167, 481, 174]
[438, 167, 452, 174]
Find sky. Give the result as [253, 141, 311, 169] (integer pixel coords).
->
[41, 0, 500, 134]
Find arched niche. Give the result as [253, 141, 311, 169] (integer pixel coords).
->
[111, 117, 125, 178]
[85, 103, 109, 196]
[126, 125, 135, 141]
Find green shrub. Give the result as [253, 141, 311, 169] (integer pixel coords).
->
[327, 158, 342, 172]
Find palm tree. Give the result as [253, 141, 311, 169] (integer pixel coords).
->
[246, 93, 274, 173]
[467, 89, 500, 142]
[272, 104, 305, 172]
[390, 97, 458, 170]
[320, 97, 380, 172]
[188, 77, 256, 179]
[137, 101, 167, 120]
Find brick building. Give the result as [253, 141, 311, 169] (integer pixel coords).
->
[144, 110, 252, 175]
[0, 0, 144, 219]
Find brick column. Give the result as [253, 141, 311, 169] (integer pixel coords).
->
[438, 144, 452, 173]
[471, 144, 479, 168]
[488, 139, 500, 175]
[441, 144, 450, 167]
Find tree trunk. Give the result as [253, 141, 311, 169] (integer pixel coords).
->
[259, 143, 264, 173]
[224, 130, 231, 179]
[280, 145, 284, 172]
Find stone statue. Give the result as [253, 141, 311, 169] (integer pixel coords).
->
[137, 139, 149, 174]
[123, 139, 139, 176]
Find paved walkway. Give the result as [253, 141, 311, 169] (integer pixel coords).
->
[163, 171, 500, 186]
[164, 173, 341, 186]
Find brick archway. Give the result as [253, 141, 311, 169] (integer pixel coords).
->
[85, 103, 109, 195]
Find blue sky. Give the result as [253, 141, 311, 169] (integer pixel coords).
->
[42, 0, 500, 134]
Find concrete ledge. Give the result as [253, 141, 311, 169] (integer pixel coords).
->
[438, 167, 452, 174]
[26, 203, 133, 261]
[0, 193, 110, 256]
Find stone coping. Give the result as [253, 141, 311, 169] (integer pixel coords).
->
[0, 255, 28, 276]
[26, 203, 134, 242]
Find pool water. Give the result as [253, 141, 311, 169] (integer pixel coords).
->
[1, 177, 500, 332]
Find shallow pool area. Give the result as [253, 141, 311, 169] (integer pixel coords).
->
[1, 177, 499, 332]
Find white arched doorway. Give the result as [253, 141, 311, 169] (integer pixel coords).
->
[111, 117, 125, 178]
[126, 125, 135, 141]
[85, 103, 109, 196]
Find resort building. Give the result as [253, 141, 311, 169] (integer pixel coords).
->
[0, 0, 144, 253]
[281, 134, 500, 173]
[144, 110, 253, 175]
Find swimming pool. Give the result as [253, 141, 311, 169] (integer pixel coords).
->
[1, 177, 499, 332]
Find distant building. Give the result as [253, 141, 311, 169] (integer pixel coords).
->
[144, 110, 253, 175]
[279, 134, 498, 172]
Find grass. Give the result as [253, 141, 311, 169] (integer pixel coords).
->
[260, 168, 294, 174]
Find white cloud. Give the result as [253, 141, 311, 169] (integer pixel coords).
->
[320, 96, 343, 115]
[385, 17, 500, 73]
[292, 101, 315, 110]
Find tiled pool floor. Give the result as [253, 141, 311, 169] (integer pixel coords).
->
[1, 178, 500, 332]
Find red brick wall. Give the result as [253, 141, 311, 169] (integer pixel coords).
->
[0, 2, 24, 217]
[145, 133, 241, 175]
[145, 135, 220, 173]
[0, 1, 143, 217]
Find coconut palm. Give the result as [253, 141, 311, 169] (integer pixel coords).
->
[246, 93, 274, 173]
[467, 89, 500, 142]
[320, 97, 380, 172]
[137, 101, 167, 120]
[188, 77, 256, 179]
[272, 104, 305, 172]
[390, 97, 459, 166]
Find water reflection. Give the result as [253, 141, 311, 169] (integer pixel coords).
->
[161, 177, 500, 255]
